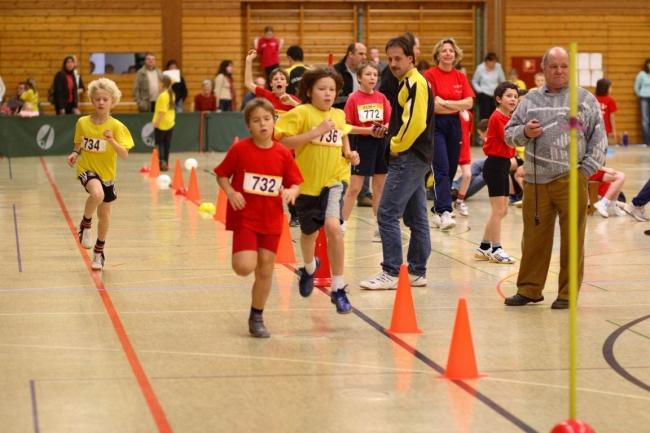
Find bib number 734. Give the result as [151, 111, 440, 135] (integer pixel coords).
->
[243, 172, 283, 196]
[81, 136, 107, 152]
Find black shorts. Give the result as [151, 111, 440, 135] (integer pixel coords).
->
[154, 128, 173, 148]
[79, 171, 117, 203]
[294, 183, 346, 235]
[483, 156, 511, 197]
[350, 135, 388, 176]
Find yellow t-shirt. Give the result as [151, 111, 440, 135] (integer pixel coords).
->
[153, 90, 175, 131]
[20, 89, 39, 110]
[74, 116, 135, 182]
[275, 104, 352, 196]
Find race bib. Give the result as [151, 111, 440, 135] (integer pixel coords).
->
[357, 104, 383, 123]
[312, 128, 343, 147]
[81, 136, 107, 153]
[243, 172, 283, 197]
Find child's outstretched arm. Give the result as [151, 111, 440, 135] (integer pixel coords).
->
[104, 130, 129, 159]
[217, 176, 246, 210]
[244, 50, 258, 93]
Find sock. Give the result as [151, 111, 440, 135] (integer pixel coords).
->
[457, 192, 466, 201]
[250, 307, 263, 318]
[332, 275, 344, 291]
[81, 216, 92, 229]
[491, 243, 502, 252]
[94, 239, 105, 254]
[480, 241, 491, 251]
[304, 258, 316, 275]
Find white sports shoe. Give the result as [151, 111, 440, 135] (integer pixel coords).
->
[360, 272, 398, 290]
[454, 201, 469, 217]
[440, 211, 456, 231]
[624, 202, 649, 221]
[489, 248, 515, 264]
[78, 225, 93, 249]
[431, 213, 442, 228]
[593, 199, 609, 218]
[409, 274, 427, 287]
[473, 247, 491, 261]
[91, 252, 105, 270]
[608, 202, 626, 217]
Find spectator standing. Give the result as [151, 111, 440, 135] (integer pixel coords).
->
[286, 45, 308, 96]
[594, 78, 618, 144]
[254, 26, 283, 81]
[133, 53, 162, 112]
[633, 58, 650, 145]
[52, 56, 81, 115]
[193, 80, 217, 112]
[333, 42, 367, 109]
[472, 52, 505, 120]
[214, 60, 236, 112]
[165, 60, 188, 112]
[369, 47, 387, 75]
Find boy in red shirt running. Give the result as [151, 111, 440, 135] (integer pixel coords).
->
[474, 82, 519, 264]
[215, 98, 303, 338]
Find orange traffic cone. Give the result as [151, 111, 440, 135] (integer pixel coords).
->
[442, 297, 482, 380]
[185, 167, 201, 202]
[313, 227, 331, 287]
[387, 264, 422, 334]
[171, 159, 184, 190]
[148, 148, 160, 178]
[214, 187, 228, 224]
[275, 213, 296, 264]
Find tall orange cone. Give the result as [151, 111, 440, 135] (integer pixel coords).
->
[313, 227, 331, 287]
[214, 187, 228, 224]
[171, 159, 184, 190]
[185, 167, 201, 202]
[275, 213, 296, 264]
[148, 148, 160, 178]
[388, 264, 422, 334]
[442, 297, 482, 380]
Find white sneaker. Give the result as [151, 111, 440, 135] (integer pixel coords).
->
[473, 247, 491, 261]
[78, 225, 93, 249]
[340, 221, 347, 233]
[608, 202, 626, 217]
[440, 211, 456, 231]
[409, 274, 427, 287]
[454, 201, 469, 217]
[372, 228, 381, 243]
[91, 252, 105, 270]
[593, 199, 609, 218]
[624, 202, 649, 221]
[489, 248, 515, 264]
[431, 213, 442, 228]
[360, 272, 398, 290]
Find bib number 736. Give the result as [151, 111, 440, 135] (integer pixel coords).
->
[243, 172, 283, 196]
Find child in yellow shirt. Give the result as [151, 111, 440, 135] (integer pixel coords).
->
[153, 75, 176, 171]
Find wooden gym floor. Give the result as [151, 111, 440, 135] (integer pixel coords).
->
[0, 146, 648, 433]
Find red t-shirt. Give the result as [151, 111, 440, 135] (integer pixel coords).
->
[254, 86, 300, 114]
[596, 95, 617, 134]
[423, 67, 475, 101]
[343, 89, 392, 127]
[194, 93, 216, 111]
[256, 37, 280, 68]
[483, 109, 515, 158]
[214, 138, 303, 235]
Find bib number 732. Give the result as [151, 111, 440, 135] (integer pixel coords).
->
[243, 172, 283, 197]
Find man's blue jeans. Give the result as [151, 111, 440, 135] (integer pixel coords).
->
[640, 97, 650, 146]
[378, 152, 431, 277]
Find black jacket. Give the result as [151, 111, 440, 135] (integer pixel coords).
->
[52, 70, 78, 111]
[333, 61, 354, 109]
[172, 77, 188, 103]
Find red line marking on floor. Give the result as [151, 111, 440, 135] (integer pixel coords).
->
[40, 157, 173, 433]
[495, 272, 518, 300]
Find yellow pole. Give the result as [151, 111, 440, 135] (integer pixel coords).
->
[568, 42, 578, 420]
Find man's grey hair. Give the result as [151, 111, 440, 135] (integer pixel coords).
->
[541, 47, 568, 69]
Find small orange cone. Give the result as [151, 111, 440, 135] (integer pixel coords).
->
[185, 167, 201, 202]
[388, 264, 422, 334]
[313, 227, 331, 287]
[214, 187, 228, 224]
[442, 297, 482, 380]
[275, 213, 296, 264]
[148, 148, 160, 178]
[171, 159, 184, 190]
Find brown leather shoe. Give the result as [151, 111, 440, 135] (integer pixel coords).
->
[504, 293, 544, 306]
[357, 195, 373, 207]
[248, 316, 270, 338]
[551, 299, 570, 309]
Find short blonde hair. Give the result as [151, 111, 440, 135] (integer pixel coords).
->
[431, 37, 464, 67]
[88, 78, 122, 105]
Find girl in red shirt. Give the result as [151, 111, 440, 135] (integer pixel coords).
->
[214, 98, 303, 338]
[594, 78, 618, 144]
[474, 82, 519, 264]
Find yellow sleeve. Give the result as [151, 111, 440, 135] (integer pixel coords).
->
[274, 106, 305, 139]
[115, 121, 135, 150]
[73, 118, 84, 146]
[390, 78, 429, 154]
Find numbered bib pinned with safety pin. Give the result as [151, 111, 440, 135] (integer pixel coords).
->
[243, 172, 283, 197]
[357, 103, 383, 123]
[81, 136, 107, 153]
[312, 128, 344, 147]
